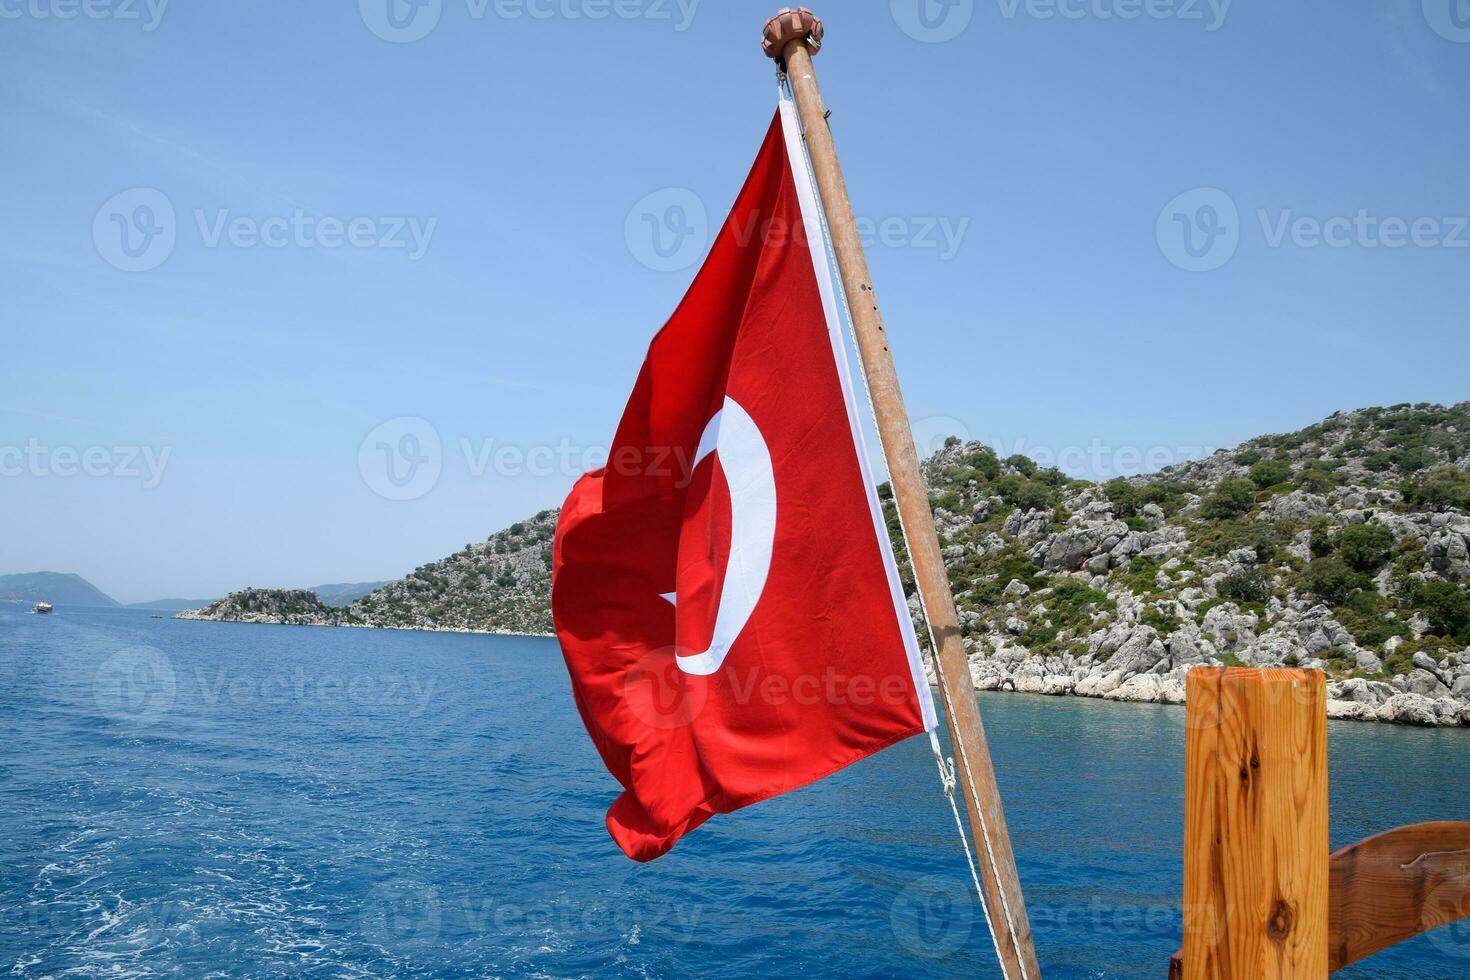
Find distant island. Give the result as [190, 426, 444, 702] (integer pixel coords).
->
[177, 513, 555, 636]
[182, 403, 1470, 728]
[0, 574, 387, 615]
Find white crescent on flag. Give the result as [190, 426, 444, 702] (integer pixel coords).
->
[664, 397, 777, 676]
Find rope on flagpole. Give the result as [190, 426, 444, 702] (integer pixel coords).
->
[777, 70, 1028, 980]
[929, 728, 999, 961]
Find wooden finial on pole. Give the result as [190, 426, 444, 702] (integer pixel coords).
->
[764, 11, 1041, 979]
[761, 7, 823, 65]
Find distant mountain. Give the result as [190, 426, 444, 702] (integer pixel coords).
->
[0, 572, 118, 607]
[308, 582, 390, 607]
[127, 598, 217, 611]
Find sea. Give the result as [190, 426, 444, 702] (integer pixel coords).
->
[2, 605, 1466, 978]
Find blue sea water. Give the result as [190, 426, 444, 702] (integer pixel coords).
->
[1, 605, 1466, 978]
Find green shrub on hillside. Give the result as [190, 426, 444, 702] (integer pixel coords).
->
[1123, 556, 1164, 595]
[1406, 580, 1470, 645]
[1250, 457, 1294, 489]
[993, 474, 1055, 512]
[1218, 568, 1270, 604]
[1403, 466, 1470, 514]
[1201, 479, 1257, 519]
[1104, 477, 1197, 518]
[1142, 606, 1181, 634]
[1296, 467, 1338, 493]
[1006, 454, 1038, 477]
[1334, 523, 1394, 573]
[1392, 445, 1437, 473]
[932, 490, 963, 513]
[1333, 591, 1409, 649]
[1301, 555, 1366, 605]
[1050, 579, 1109, 615]
[1192, 519, 1282, 561]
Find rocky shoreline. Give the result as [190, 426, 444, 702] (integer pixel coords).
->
[937, 647, 1470, 728]
[174, 607, 551, 640]
[176, 602, 1468, 726]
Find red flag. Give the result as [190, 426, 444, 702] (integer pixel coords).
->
[552, 99, 936, 862]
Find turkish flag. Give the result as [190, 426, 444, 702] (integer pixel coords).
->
[552, 99, 935, 862]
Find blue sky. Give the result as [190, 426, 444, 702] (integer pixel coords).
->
[2, 0, 1467, 603]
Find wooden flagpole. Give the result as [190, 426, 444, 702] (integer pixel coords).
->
[762, 9, 1041, 978]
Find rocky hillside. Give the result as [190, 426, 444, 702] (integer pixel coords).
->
[178, 588, 337, 625]
[181, 403, 1470, 727]
[898, 402, 1470, 727]
[179, 511, 555, 635]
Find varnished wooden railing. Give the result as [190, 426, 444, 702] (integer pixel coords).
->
[1168, 668, 1470, 978]
[1328, 821, 1470, 970]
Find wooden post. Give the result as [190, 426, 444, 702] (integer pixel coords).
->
[1183, 668, 1329, 979]
[762, 10, 1040, 978]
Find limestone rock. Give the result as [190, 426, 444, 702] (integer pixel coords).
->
[1377, 693, 1441, 726]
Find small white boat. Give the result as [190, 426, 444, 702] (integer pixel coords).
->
[32, 602, 53, 614]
